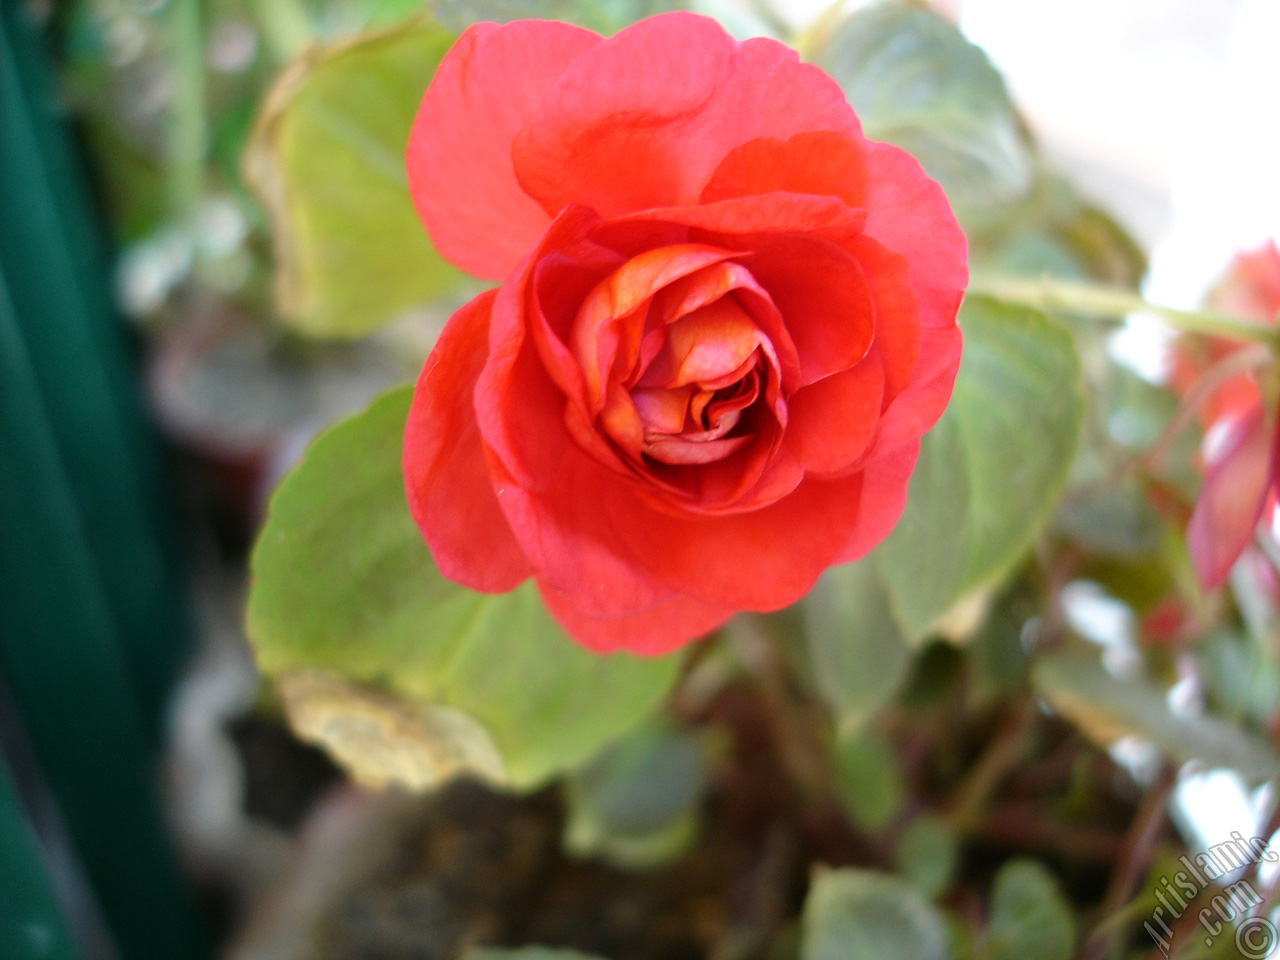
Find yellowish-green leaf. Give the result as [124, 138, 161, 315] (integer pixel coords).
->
[428, 0, 677, 34]
[246, 18, 468, 337]
[277, 668, 505, 790]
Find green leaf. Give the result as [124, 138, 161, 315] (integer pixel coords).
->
[898, 641, 965, 709]
[1103, 366, 1192, 475]
[464, 950, 609, 960]
[896, 815, 958, 900]
[246, 18, 469, 338]
[427, 0, 679, 34]
[1198, 630, 1280, 727]
[1054, 482, 1165, 559]
[246, 387, 681, 790]
[968, 582, 1035, 706]
[688, 0, 785, 40]
[832, 729, 904, 832]
[806, 1, 1033, 210]
[431, 0, 783, 39]
[801, 868, 950, 960]
[875, 298, 1085, 642]
[984, 860, 1075, 960]
[967, 173, 1147, 287]
[802, 560, 914, 736]
[1033, 651, 1280, 783]
[563, 718, 710, 869]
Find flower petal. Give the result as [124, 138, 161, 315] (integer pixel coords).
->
[649, 260, 802, 389]
[644, 432, 753, 465]
[594, 192, 866, 254]
[407, 20, 601, 279]
[476, 207, 604, 490]
[513, 13, 732, 216]
[572, 244, 738, 409]
[787, 357, 885, 475]
[1211, 240, 1280, 322]
[645, 297, 762, 388]
[610, 473, 868, 610]
[845, 233, 920, 404]
[489, 450, 674, 620]
[538, 579, 733, 655]
[700, 130, 869, 206]
[513, 13, 857, 219]
[701, 132, 966, 333]
[1188, 406, 1276, 591]
[404, 290, 531, 591]
[860, 141, 968, 331]
[745, 234, 876, 385]
[863, 323, 962, 462]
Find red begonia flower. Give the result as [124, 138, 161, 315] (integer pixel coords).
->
[403, 13, 967, 653]
[1172, 241, 1280, 591]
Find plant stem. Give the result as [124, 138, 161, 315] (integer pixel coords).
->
[973, 801, 1123, 862]
[167, 0, 207, 226]
[945, 699, 1036, 833]
[1084, 766, 1177, 960]
[1087, 893, 1161, 947]
[967, 274, 1280, 348]
[725, 617, 834, 806]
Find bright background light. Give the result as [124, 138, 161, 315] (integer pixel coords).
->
[956, 0, 1280, 311]
[769, 0, 1280, 309]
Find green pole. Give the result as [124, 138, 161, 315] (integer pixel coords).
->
[0, 267, 207, 957]
[0, 752, 81, 960]
[0, 0, 190, 738]
[0, 6, 207, 953]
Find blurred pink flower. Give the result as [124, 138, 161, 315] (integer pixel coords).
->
[1177, 241, 1280, 590]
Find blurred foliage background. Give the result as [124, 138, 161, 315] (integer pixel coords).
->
[11, 0, 1280, 958]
